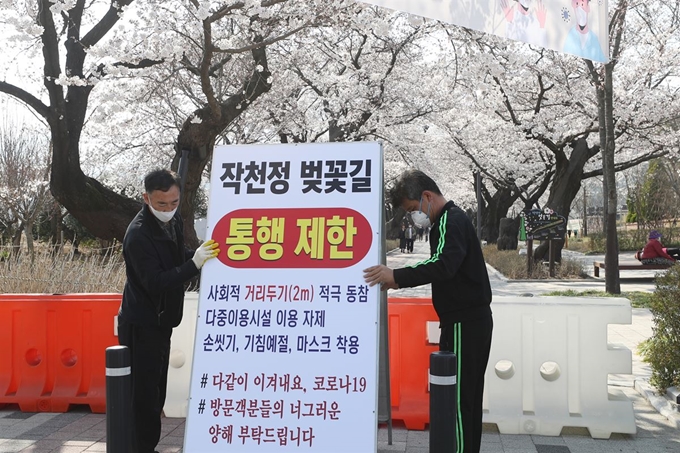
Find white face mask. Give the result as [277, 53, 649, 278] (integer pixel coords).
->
[576, 6, 588, 27]
[411, 196, 431, 229]
[149, 204, 177, 223]
[411, 211, 430, 229]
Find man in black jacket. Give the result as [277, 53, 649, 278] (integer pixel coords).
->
[118, 169, 219, 453]
[364, 169, 492, 453]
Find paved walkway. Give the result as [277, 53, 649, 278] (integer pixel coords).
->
[1, 240, 678, 452]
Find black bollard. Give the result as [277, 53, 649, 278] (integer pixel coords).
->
[429, 351, 457, 453]
[106, 345, 132, 453]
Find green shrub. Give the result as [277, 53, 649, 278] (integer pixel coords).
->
[639, 264, 680, 392]
[586, 229, 677, 253]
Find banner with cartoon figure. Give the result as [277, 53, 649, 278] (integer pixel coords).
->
[361, 0, 609, 63]
[184, 142, 383, 452]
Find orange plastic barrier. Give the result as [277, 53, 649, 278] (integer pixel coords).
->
[0, 293, 121, 413]
[387, 297, 438, 430]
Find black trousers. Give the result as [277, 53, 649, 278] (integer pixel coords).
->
[439, 315, 493, 453]
[666, 247, 680, 260]
[118, 319, 172, 453]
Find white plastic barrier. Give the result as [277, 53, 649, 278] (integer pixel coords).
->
[428, 296, 635, 439]
[164, 292, 199, 418]
[165, 294, 636, 437]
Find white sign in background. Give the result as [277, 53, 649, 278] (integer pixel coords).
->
[184, 142, 383, 452]
[361, 0, 610, 63]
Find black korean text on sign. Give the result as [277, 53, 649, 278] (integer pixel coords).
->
[220, 161, 290, 195]
[301, 160, 372, 194]
[219, 160, 371, 194]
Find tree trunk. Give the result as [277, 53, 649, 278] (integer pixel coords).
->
[533, 138, 599, 262]
[602, 63, 620, 294]
[497, 217, 519, 250]
[49, 129, 142, 242]
[482, 185, 518, 244]
[24, 219, 35, 260]
[35, 0, 142, 242]
[49, 201, 64, 252]
[11, 226, 22, 258]
[174, 46, 272, 249]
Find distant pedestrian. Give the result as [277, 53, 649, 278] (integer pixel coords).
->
[638, 230, 678, 265]
[405, 224, 415, 253]
[399, 225, 406, 253]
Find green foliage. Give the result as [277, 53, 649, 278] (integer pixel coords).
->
[625, 196, 637, 223]
[583, 234, 604, 253]
[628, 159, 680, 228]
[543, 290, 654, 308]
[639, 264, 680, 392]
[586, 228, 677, 253]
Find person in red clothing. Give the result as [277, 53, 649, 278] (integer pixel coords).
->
[639, 230, 679, 265]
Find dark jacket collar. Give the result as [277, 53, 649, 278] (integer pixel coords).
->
[436, 200, 456, 224]
[141, 204, 180, 241]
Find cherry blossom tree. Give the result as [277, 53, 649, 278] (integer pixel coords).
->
[0, 0, 152, 241]
[0, 0, 353, 244]
[0, 114, 51, 258]
[418, 1, 680, 272]
[2, 0, 678, 268]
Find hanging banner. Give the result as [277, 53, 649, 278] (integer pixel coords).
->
[184, 142, 383, 452]
[361, 0, 610, 63]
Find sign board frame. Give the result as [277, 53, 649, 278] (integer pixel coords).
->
[183, 142, 384, 452]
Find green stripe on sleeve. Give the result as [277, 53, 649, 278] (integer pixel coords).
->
[406, 210, 449, 268]
[456, 322, 464, 453]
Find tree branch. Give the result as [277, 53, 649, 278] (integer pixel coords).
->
[0, 82, 51, 119]
[493, 75, 521, 126]
[200, 19, 220, 119]
[534, 74, 554, 114]
[582, 148, 668, 178]
[213, 24, 307, 54]
[80, 0, 135, 48]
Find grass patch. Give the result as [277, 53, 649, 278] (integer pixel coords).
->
[543, 289, 654, 308]
[564, 237, 592, 254]
[483, 246, 587, 279]
[0, 245, 125, 293]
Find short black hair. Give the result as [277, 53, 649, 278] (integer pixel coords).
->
[144, 169, 181, 194]
[388, 169, 442, 209]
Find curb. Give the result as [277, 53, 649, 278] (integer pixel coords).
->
[634, 379, 680, 429]
[485, 263, 508, 282]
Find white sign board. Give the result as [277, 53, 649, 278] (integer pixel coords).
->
[184, 142, 383, 452]
[361, 0, 610, 63]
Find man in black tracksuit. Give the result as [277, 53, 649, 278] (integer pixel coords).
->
[364, 169, 492, 453]
[118, 169, 219, 453]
